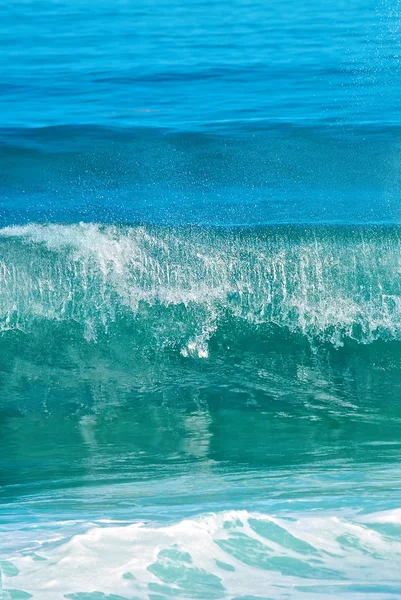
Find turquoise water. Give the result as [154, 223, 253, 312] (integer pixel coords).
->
[2, 224, 401, 598]
[2, 0, 401, 598]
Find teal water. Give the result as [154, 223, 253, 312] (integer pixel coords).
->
[2, 224, 401, 598]
[3, 0, 401, 597]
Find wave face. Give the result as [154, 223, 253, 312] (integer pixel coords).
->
[3, 223, 401, 599]
[2, 223, 401, 348]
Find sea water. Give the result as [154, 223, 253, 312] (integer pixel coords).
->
[2, 1, 401, 599]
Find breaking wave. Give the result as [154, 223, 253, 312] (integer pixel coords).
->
[1, 223, 401, 353]
[3, 508, 401, 600]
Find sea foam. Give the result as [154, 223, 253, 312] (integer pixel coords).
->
[1, 223, 401, 349]
[3, 509, 401, 600]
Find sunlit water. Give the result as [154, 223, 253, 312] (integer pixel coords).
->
[2, 0, 401, 598]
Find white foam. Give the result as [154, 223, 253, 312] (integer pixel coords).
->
[2, 509, 401, 599]
[2, 223, 401, 348]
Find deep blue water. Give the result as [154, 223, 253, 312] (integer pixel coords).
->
[2, 1, 401, 599]
[3, 0, 401, 130]
[2, 0, 401, 227]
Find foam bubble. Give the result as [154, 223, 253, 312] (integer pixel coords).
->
[2, 223, 401, 348]
[3, 509, 401, 599]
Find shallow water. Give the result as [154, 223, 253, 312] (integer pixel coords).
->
[2, 0, 401, 598]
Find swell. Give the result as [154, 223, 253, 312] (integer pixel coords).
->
[2, 123, 401, 227]
[1, 223, 401, 352]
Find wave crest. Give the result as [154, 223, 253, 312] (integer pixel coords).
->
[1, 223, 401, 349]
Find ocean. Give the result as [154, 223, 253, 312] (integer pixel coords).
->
[2, 1, 401, 599]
